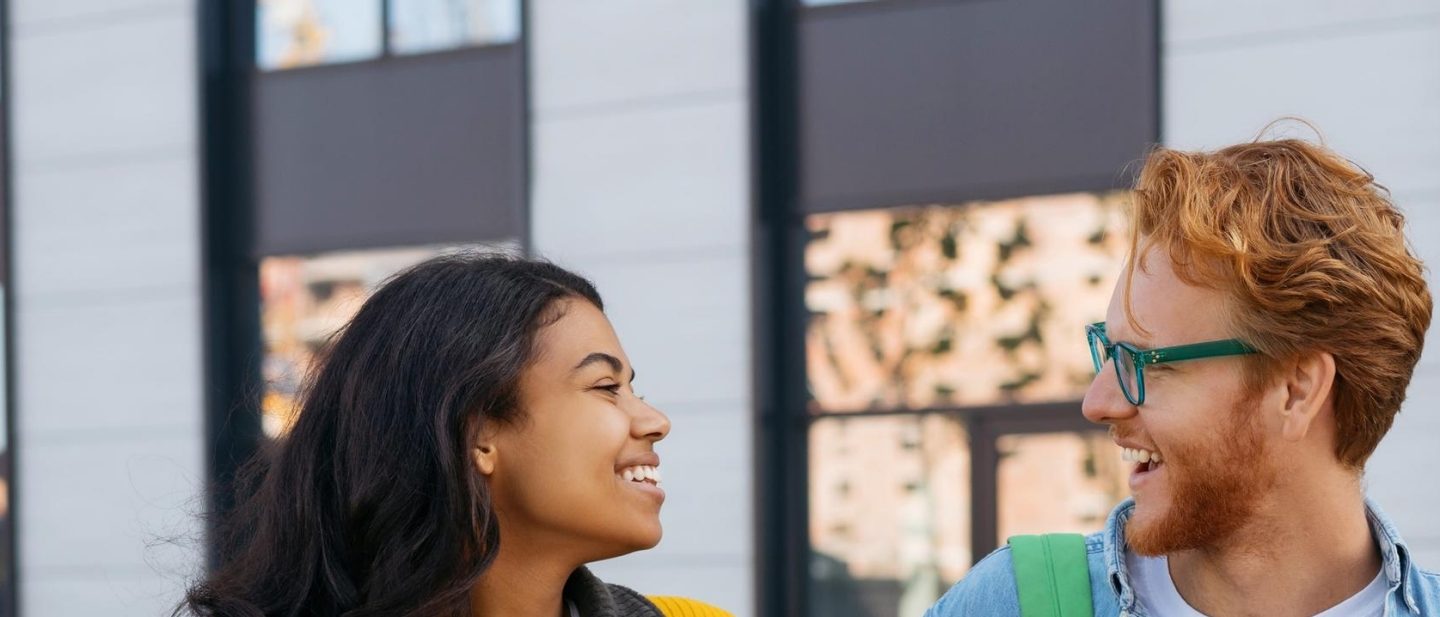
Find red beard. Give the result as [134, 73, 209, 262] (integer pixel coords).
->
[1120, 403, 1275, 556]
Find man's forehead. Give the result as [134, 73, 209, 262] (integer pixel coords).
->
[1109, 247, 1231, 345]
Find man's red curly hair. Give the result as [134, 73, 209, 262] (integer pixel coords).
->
[1128, 138, 1432, 468]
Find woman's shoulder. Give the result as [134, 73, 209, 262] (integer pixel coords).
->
[604, 584, 734, 617]
[571, 568, 733, 617]
[644, 594, 735, 617]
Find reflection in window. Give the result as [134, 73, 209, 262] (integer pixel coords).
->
[389, 0, 521, 54]
[809, 415, 970, 617]
[996, 432, 1129, 543]
[804, 192, 1131, 413]
[257, 0, 383, 70]
[259, 245, 508, 437]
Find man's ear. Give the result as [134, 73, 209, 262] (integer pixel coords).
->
[1280, 351, 1336, 442]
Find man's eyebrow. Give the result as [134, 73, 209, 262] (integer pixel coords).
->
[572, 352, 636, 382]
[1106, 323, 1153, 348]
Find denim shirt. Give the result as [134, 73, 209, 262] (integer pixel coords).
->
[926, 498, 1440, 616]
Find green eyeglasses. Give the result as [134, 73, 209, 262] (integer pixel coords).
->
[1085, 322, 1257, 406]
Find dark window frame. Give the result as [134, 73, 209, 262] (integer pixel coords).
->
[0, 0, 18, 610]
[752, 0, 1161, 614]
[199, 0, 533, 565]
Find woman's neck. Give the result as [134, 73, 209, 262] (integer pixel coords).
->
[469, 539, 578, 617]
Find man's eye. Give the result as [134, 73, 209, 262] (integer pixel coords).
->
[596, 384, 621, 394]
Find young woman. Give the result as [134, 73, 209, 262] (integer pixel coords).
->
[179, 254, 713, 617]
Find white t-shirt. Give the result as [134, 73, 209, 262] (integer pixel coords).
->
[1126, 552, 1387, 617]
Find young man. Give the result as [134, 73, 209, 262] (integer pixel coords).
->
[928, 139, 1439, 616]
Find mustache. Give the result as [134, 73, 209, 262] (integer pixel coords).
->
[1109, 424, 1143, 444]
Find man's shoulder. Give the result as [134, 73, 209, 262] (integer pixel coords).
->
[1411, 564, 1440, 611]
[924, 546, 1022, 617]
[925, 533, 1109, 617]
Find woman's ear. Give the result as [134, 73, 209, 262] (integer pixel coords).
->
[473, 442, 498, 476]
[472, 420, 500, 476]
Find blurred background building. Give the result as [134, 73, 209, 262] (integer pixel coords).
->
[0, 0, 1437, 616]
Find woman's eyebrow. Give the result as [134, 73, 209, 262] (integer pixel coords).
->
[573, 351, 639, 384]
[571, 352, 638, 383]
[572, 352, 623, 375]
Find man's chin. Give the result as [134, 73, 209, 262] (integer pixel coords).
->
[1125, 499, 1174, 557]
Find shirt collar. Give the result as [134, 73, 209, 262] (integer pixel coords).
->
[1103, 497, 1419, 613]
[1364, 497, 1420, 613]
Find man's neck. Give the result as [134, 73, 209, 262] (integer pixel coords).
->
[469, 535, 578, 617]
[1164, 481, 1380, 617]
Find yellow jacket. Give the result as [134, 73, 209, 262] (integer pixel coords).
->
[647, 596, 734, 617]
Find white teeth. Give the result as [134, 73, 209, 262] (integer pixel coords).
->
[620, 465, 661, 485]
[1122, 447, 1162, 464]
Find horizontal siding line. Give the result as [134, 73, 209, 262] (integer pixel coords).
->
[537, 244, 750, 268]
[534, 88, 744, 124]
[13, 144, 195, 173]
[532, 242, 754, 266]
[11, 3, 191, 39]
[1166, 12, 1440, 55]
[22, 564, 197, 580]
[20, 425, 203, 445]
[14, 285, 201, 311]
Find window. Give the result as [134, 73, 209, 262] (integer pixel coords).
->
[806, 192, 1129, 413]
[259, 244, 514, 437]
[809, 415, 970, 617]
[996, 432, 1128, 542]
[389, 0, 521, 54]
[801, 192, 1132, 616]
[257, 0, 383, 70]
[257, 0, 522, 70]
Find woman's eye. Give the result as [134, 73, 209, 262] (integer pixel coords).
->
[596, 384, 622, 394]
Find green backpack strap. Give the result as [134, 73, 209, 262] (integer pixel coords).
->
[1007, 533, 1094, 617]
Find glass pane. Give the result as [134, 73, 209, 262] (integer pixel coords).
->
[259, 244, 511, 437]
[809, 414, 970, 617]
[257, 0, 383, 70]
[805, 192, 1131, 413]
[996, 432, 1129, 542]
[389, 0, 521, 54]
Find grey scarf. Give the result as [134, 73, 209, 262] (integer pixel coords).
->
[563, 567, 663, 617]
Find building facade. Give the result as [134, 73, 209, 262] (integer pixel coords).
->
[1, 1, 1437, 616]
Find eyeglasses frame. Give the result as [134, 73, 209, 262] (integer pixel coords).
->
[1085, 321, 1257, 405]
